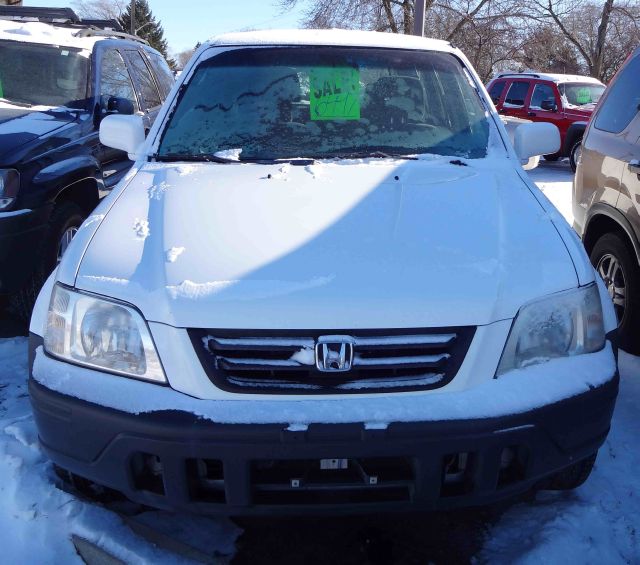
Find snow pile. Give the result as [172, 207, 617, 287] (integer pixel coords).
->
[213, 148, 242, 161]
[0, 20, 96, 52]
[166, 246, 185, 263]
[0, 337, 240, 563]
[166, 275, 335, 302]
[132, 218, 150, 239]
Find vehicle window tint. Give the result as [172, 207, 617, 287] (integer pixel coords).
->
[529, 83, 556, 110]
[99, 49, 138, 111]
[126, 50, 162, 109]
[488, 80, 506, 104]
[504, 81, 529, 107]
[595, 55, 640, 134]
[147, 51, 174, 99]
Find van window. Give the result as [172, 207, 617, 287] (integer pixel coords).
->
[157, 47, 490, 160]
[594, 56, 640, 134]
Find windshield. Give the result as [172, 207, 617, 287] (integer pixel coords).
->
[559, 83, 605, 107]
[0, 40, 89, 108]
[157, 47, 489, 161]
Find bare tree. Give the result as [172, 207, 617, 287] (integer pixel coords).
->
[72, 0, 127, 20]
[533, 0, 640, 80]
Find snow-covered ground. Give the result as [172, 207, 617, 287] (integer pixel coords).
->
[0, 161, 637, 563]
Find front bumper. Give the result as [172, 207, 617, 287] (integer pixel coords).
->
[0, 205, 51, 293]
[29, 368, 618, 516]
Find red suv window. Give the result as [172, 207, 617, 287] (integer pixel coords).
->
[504, 81, 530, 107]
[488, 80, 506, 104]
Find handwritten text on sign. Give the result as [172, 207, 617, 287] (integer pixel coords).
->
[310, 67, 360, 121]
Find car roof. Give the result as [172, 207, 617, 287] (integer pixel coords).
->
[492, 71, 604, 86]
[207, 28, 454, 53]
[0, 18, 144, 52]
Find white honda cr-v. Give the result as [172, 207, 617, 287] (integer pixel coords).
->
[29, 30, 618, 515]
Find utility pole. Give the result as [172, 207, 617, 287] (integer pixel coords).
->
[130, 0, 135, 36]
[413, 0, 425, 36]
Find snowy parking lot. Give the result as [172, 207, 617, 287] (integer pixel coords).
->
[0, 161, 638, 564]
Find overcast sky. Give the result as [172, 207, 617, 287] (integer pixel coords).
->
[24, 0, 307, 53]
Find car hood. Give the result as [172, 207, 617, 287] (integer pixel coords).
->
[74, 158, 578, 329]
[0, 105, 73, 159]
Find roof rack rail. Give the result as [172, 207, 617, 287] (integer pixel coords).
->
[0, 6, 147, 44]
[496, 71, 541, 79]
[76, 19, 123, 32]
[74, 27, 149, 45]
[0, 6, 78, 24]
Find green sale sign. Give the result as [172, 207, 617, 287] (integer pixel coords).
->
[309, 67, 361, 121]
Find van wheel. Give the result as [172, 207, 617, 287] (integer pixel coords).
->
[590, 232, 640, 355]
[569, 139, 582, 173]
[543, 153, 560, 161]
[8, 202, 85, 323]
[547, 453, 596, 490]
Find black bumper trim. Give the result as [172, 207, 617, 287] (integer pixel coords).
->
[29, 366, 619, 516]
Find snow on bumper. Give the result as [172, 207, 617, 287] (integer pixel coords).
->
[31, 343, 617, 426]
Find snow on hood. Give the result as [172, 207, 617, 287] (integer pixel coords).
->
[73, 158, 578, 329]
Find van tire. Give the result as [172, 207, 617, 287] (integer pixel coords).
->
[590, 232, 640, 355]
[8, 202, 85, 323]
[547, 453, 597, 490]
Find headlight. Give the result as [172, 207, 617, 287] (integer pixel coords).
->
[496, 283, 605, 376]
[44, 284, 166, 383]
[0, 169, 20, 210]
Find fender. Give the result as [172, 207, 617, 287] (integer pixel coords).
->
[32, 155, 104, 203]
[585, 202, 640, 263]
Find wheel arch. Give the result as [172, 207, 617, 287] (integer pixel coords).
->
[563, 122, 587, 155]
[54, 176, 100, 216]
[584, 204, 640, 264]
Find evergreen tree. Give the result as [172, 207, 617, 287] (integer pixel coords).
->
[118, 0, 175, 68]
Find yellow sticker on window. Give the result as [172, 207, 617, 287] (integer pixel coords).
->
[310, 67, 360, 121]
[576, 87, 592, 104]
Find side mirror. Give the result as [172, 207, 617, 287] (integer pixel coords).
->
[513, 122, 560, 161]
[99, 114, 145, 159]
[106, 96, 135, 115]
[540, 100, 557, 112]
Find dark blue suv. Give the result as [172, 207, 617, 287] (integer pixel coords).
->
[0, 7, 173, 319]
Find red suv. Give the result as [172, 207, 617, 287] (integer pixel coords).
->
[486, 72, 605, 171]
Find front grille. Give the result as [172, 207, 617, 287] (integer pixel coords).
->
[189, 327, 476, 394]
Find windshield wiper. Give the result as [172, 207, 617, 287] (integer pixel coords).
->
[239, 157, 316, 166]
[330, 150, 418, 161]
[153, 153, 236, 164]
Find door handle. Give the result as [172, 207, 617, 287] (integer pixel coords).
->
[498, 108, 507, 114]
[527, 112, 536, 117]
[628, 160, 640, 175]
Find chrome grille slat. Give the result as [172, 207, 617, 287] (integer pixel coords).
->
[353, 353, 449, 369]
[353, 334, 456, 348]
[218, 357, 310, 371]
[191, 327, 476, 395]
[208, 336, 315, 351]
